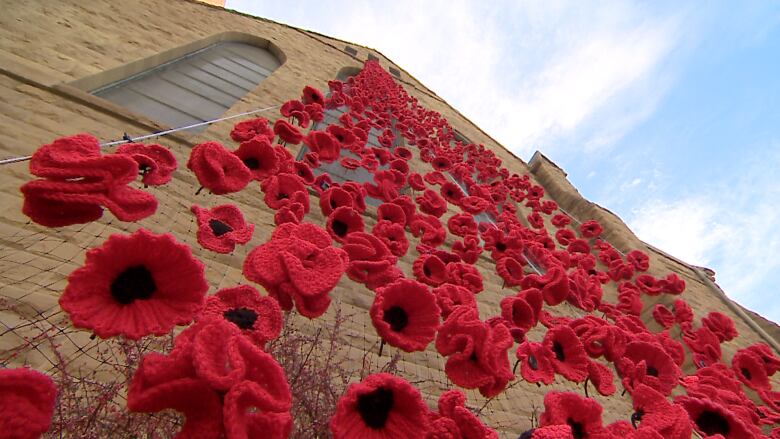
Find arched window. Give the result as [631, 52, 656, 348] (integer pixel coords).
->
[91, 41, 282, 131]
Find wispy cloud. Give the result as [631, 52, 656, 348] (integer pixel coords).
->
[227, 0, 688, 157]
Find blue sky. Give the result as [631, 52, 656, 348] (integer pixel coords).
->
[226, 0, 780, 322]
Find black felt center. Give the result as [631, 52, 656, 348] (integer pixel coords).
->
[567, 419, 585, 439]
[518, 430, 536, 439]
[357, 387, 394, 429]
[223, 307, 258, 330]
[646, 365, 659, 377]
[111, 265, 156, 305]
[423, 263, 432, 277]
[741, 367, 752, 380]
[209, 219, 233, 237]
[553, 341, 566, 362]
[383, 306, 408, 332]
[496, 242, 507, 252]
[332, 219, 349, 237]
[243, 157, 260, 170]
[528, 355, 539, 371]
[696, 410, 730, 437]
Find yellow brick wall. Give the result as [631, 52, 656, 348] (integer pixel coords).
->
[0, 0, 776, 437]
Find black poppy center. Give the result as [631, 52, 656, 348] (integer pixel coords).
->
[646, 365, 659, 377]
[357, 387, 394, 429]
[496, 242, 507, 252]
[111, 265, 156, 305]
[470, 350, 479, 362]
[277, 192, 290, 201]
[519, 429, 536, 439]
[631, 410, 644, 429]
[209, 219, 233, 237]
[567, 418, 585, 439]
[383, 306, 409, 332]
[552, 341, 566, 362]
[695, 410, 730, 436]
[423, 263, 432, 277]
[223, 307, 258, 330]
[741, 367, 752, 380]
[528, 355, 539, 370]
[243, 157, 260, 170]
[332, 219, 349, 237]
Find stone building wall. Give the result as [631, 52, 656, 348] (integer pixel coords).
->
[0, 0, 776, 437]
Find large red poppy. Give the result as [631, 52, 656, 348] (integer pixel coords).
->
[539, 392, 607, 438]
[372, 220, 410, 257]
[617, 341, 681, 396]
[330, 373, 430, 438]
[432, 390, 499, 439]
[515, 341, 556, 385]
[629, 384, 692, 439]
[59, 229, 208, 339]
[191, 204, 255, 254]
[675, 395, 759, 439]
[232, 136, 279, 181]
[230, 117, 274, 142]
[0, 367, 58, 439]
[370, 278, 440, 352]
[543, 325, 589, 382]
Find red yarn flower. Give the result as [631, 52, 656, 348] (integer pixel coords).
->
[59, 229, 208, 339]
[630, 384, 692, 439]
[543, 325, 589, 382]
[448, 213, 478, 237]
[342, 232, 403, 291]
[230, 117, 274, 142]
[273, 118, 304, 144]
[701, 312, 738, 343]
[232, 136, 279, 181]
[330, 373, 430, 438]
[432, 390, 499, 439]
[416, 189, 448, 218]
[521, 265, 570, 306]
[410, 214, 447, 247]
[617, 341, 681, 396]
[413, 253, 448, 286]
[675, 395, 758, 439]
[435, 306, 513, 397]
[302, 85, 325, 106]
[496, 257, 526, 287]
[440, 181, 466, 204]
[261, 173, 310, 214]
[445, 262, 484, 294]
[129, 320, 293, 439]
[500, 288, 543, 336]
[243, 222, 348, 318]
[326, 206, 364, 243]
[516, 341, 556, 385]
[539, 392, 607, 438]
[652, 304, 676, 329]
[199, 285, 282, 348]
[191, 204, 254, 253]
[188, 141, 252, 194]
[115, 142, 177, 186]
[372, 220, 410, 257]
[433, 283, 477, 320]
[22, 133, 158, 226]
[579, 220, 603, 238]
[370, 278, 440, 352]
[0, 367, 58, 439]
[452, 235, 483, 264]
[304, 130, 340, 163]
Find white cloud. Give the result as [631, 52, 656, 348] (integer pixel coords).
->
[226, 0, 688, 157]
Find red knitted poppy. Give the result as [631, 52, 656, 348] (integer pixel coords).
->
[232, 136, 279, 181]
[515, 341, 556, 385]
[630, 384, 692, 439]
[543, 325, 589, 382]
[434, 390, 499, 439]
[702, 312, 738, 343]
[372, 220, 410, 257]
[243, 222, 348, 318]
[370, 278, 440, 352]
[0, 367, 58, 439]
[433, 283, 477, 320]
[330, 373, 430, 438]
[304, 130, 341, 163]
[261, 173, 310, 214]
[435, 306, 513, 397]
[501, 288, 543, 334]
[342, 231, 403, 290]
[59, 229, 208, 339]
[326, 206, 364, 243]
[230, 117, 274, 142]
[413, 253, 448, 286]
[496, 257, 526, 287]
[273, 118, 304, 144]
[445, 262, 484, 294]
[579, 220, 603, 238]
[416, 189, 448, 218]
[191, 204, 254, 254]
[452, 235, 483, 264]
[115, 142, 177, 186]
[521, 265, 570, 306]
[448, 213, 479, 237]
[22, 134, 158, 226]
[617, 341, 681, 396]
[539, 392, 607, 437]
[410, 214, 447, 248]
[188, 141, 252, 194]
[675, 395, 759, 439]
[440, 181, 466, 204]
[199, 285, 283, 348]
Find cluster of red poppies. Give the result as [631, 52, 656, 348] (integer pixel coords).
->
[7, 59, 780, 438]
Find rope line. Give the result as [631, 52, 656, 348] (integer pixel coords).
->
[0, 104, 281, 166]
